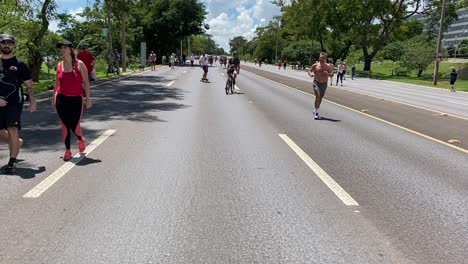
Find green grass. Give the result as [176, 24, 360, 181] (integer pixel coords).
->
[34, 63, 147, 95]
[356, 61, 468, 92]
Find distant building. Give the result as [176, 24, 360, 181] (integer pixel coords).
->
[413, 7, 468, 47]
[444, 8, 468, 47]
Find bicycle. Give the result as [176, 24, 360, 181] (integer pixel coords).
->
[225, 73, 235, 95]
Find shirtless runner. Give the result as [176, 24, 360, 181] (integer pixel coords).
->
[308, 52, 334, 120]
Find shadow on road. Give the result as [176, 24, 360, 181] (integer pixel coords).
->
[77, 157, 102, 166]
[1, 164, 46, 179]
[317, 116, 341, 122]
[1, 73, 189, 156]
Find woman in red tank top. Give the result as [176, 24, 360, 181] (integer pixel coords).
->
[52, 40, 92, 161]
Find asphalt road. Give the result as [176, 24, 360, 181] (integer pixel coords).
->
[0, 63, 466, 263]
[244, 62, 468, 119]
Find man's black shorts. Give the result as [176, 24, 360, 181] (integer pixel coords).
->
[0, 103, 23, 130]
[203, 65, 208, 73]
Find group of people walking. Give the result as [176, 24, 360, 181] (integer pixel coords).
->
[0, 34, 92, 173]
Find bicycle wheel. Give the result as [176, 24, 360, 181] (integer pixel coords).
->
[230, 80, 235, 94]
[225, 79, 230, 95]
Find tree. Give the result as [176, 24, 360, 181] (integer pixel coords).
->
[253, 21, 287, 63]
[139, 0, 207, 57]
[190, 35, 219, 55]
[0, 0, 30, 31]
[42, 31, 63, 75]
[280, 0, 354, 63]
[344, 0, 427, 71]
[381, 41, 405, 62]
[401, 36, 436, 77]
[24, 0, 56, 82]
[281, 40, 321, 68]
[229, 36, 247, 55]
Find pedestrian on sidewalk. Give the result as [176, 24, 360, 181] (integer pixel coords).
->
[0, 33, 36, 173]
[336, 62, 344, 86]
[278, 60, 282, 70]
[170, 54, 175, 69]
[53, 40, 92, 161]
[283, 61, 287, 70]
[308, 52, 334, 120]
[343, 63, 347, 80]
[351, 64, 356, 80]
[450, 69, 457, 92]
[77, 44, 95, 81]
[149, 50, 157, 71]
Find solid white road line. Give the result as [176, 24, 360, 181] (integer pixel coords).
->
[23, 129, 116, 198]
[279, 134, 359, 206]
[235, 85, 240, 91]
[166, 81, 175, 87]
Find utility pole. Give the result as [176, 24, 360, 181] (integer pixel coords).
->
[432, 0, 447, 86]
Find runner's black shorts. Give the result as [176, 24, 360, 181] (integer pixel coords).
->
[203, 65, 208, 73]
[0, 103, 23, 130]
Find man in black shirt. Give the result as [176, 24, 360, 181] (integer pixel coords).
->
[227, 52, 240, 86]
[0, 34, 36, 173]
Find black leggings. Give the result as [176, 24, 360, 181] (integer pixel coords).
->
[56, 93, 83, 150]
[336, 72, 344, 85]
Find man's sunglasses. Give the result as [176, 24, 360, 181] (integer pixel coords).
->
[0, 41, 15, 45]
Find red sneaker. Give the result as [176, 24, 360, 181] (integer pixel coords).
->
[78, 137, 86, 153]
[63, 150, 72, 161]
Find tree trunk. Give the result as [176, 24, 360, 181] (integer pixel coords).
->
[417, 69, 423, 77]
[364, 58, 372, 72]
[29, 0, 52, 82]
[121, 12, 127, 72]
[362, 48, 380, 72]
[30, 51, 43, 83]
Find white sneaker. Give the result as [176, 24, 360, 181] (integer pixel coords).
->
[314, 112, 319, 120]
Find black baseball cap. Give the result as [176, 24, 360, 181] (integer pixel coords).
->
[0, 34, 15, 43]
[56, 40, 74, 49]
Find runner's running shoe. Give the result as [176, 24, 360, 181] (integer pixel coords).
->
[78, 138, 86, 153]
[63, 150, 73, 161]
[4, 160, 17, 173]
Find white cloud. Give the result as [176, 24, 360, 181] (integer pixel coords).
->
[49, 7, 85, 32]
[203, 0, 280, 51]
[69, 7, 85, 22]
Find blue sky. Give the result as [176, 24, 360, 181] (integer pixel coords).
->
[54, 0, 280, 51]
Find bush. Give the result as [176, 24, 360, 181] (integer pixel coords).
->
[94, 56, 108, 73]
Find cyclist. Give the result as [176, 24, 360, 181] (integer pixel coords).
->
[227, 52, 240, 86]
